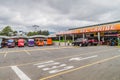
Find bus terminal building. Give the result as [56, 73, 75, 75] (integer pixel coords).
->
[56, 20, 120, 45]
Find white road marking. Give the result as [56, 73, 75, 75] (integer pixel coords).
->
[38, 62, 60, 68]
[49, 66, 74, 74]
[43, 64, 66, 71]
[69, 57, 82, 61]
[43, 51, 51, 53]
[24, 50, 31, 55]
[69, 55, 98, 61]
[11, 66, 31, 80]
[34, 60, 54, 65]
[4, 52, 8, 58]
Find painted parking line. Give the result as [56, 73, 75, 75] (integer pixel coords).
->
[49, 66, 74, 74]
[34, 60, 55, 65]
[42, 64, 67, 71]
[16, 48, 117, 66]
[24, 50, 31, 55]
[4, 52, 8, 58]
[69, 55, 98, 61]
[37, 62, 60, 68]
[40, 54, 120, 80]
[0, 46, 73, 54]
[11, 66, 31, 80]
[34, 60, 75, 74]
[0, 46, 116, 55]
[0, 48, 117, 69]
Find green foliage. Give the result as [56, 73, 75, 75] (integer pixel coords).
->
[41, 30, 49, 35]
[0, 26, 49, 36]
[0, 26, 18, 36]
[13, 31, 17, 36]
[27, 32, 34, 36]
[1, 26, 13, 36]
[27, 30, 49, 36]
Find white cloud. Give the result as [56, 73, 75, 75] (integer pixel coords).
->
[0, 0, 120, 32]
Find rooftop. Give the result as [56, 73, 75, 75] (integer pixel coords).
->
[69, 20, 120, 30]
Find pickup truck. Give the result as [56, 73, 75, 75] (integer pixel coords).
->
[72, 38, 88, 47]
[88, 39, 98, 46]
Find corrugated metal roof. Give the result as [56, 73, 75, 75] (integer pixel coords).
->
[0, 34, 57, 39]
[0, 36, 9, 38]
[69, 20, 120, 30]
[30, 35, 47, 38]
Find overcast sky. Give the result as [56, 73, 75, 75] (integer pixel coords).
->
[0, 0, 120, 32]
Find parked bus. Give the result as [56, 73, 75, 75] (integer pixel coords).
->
[36, 39, 44, 46]
[46, 38, 53, 45]
[7, 39, 15, 48]
[18, 39, 24, 47]
[28, 39, 35, 47]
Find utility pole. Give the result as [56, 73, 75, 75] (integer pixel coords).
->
[32, 25, 39, 32]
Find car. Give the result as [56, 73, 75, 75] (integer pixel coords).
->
[18, 39, 25, 47]
[28, 39, 35, 47]
[72, 38, 88, 47]
[7, 39, 15, 48]
[88, 38, 98, 46]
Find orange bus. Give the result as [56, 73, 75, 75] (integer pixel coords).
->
[35, 39, 44, 46]
[46, 38, 53, 45]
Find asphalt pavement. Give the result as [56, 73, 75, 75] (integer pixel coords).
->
[0, 46, 119, 80]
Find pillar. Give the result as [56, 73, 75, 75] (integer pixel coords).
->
[72, 34, 75, 42]
[83, 33, 85, 39]
[98, 32, 100, 44]
[59, 35, 61, 46]
[64, 35, 66, 46]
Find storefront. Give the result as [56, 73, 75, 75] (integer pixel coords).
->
[56, 21, 120, 46]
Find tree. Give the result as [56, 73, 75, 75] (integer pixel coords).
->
[42, 30, 49, 35]
[13, 31, 17, 36]
[27, 30, 49, 36]
[38, 30, 42, 35]
[27, 32, 33, 36]
[2, 26, 13, 36]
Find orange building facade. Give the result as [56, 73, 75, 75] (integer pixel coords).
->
[57, 23, 120, 35]
[56, 21, 120, 46]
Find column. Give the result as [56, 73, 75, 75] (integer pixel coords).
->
[83, 33, 85, 39]
[59, 35, 61, 46]
[98, 32, 100, 44]
[72, 34, 75, 42]
[64, 35, 66, 46]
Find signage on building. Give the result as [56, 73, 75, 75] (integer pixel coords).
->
[74, 24, 120, 34]
[56, 23, 120, 35]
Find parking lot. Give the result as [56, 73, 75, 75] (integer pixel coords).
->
[0, 46, 120, 80]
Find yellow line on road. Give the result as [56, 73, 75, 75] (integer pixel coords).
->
[40, 54, 120, 80]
